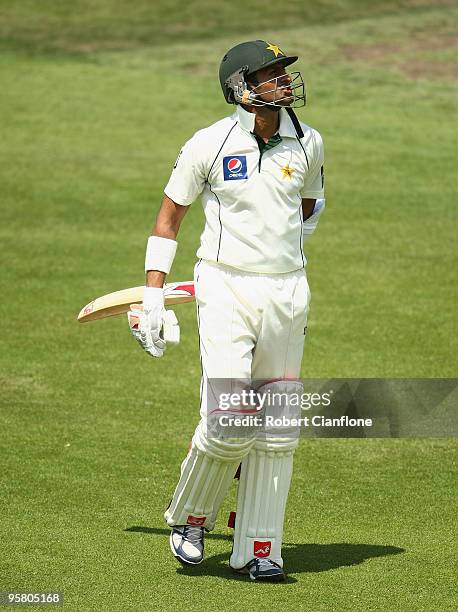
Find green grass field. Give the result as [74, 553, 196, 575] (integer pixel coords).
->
[1, 1, 457, 610]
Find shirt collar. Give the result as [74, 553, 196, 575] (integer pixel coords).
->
[234, 105, 297, 138]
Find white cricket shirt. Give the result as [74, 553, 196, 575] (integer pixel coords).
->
[164, 105, 324, 273]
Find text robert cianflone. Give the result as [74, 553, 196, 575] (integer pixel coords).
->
[218, 415, 373, 428]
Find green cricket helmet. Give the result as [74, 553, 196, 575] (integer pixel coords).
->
[219, 40, 304, 107]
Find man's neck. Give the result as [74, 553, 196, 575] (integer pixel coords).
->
[250, 106, 280, 142]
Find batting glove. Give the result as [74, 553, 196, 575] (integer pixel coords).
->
[129, 287, 167, 358]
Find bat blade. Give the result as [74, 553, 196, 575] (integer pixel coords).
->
[77, 281, 195, 323]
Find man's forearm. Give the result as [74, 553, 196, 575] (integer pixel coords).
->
[146, 270, 166, 288]
[302, 198, 316, 220]
[144, 196, 189, 288]
[146, 220, 179, 288]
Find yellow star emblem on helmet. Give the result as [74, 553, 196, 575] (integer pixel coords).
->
[280, 164, 295, 179]
[266, 43, 284, 57]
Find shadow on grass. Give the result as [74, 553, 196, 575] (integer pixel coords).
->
[283, 542, 405, 573]
[126, 525, 232, 541]
[125, 526, 404, 583]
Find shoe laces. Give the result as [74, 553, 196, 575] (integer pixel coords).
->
[182, 526, 203, 545]
[256, 558, 279, 571]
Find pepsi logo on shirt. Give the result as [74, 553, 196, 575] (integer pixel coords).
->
[223, 155, 248, 181]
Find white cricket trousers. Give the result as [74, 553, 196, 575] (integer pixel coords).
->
[195, 259, 310, 382]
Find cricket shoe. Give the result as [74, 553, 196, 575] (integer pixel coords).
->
[235, 558, 286, 582]
[169, 525, 204, 565]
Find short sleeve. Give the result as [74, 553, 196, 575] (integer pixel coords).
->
[164, 135, 207, 206]
[300, 129, 324, 199]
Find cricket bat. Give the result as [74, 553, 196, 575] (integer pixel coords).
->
[77, 281, 195, 323]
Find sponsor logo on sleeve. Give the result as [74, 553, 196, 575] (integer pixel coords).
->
[254, 540, 272, 557]
[223, 155, 248, 181]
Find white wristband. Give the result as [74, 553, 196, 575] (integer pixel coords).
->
[145, 235, 177, 273]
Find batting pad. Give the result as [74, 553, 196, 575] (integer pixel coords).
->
[230, 379, 301, 569]
[229, 439, 297, 569]
[164, 422, 253, 530]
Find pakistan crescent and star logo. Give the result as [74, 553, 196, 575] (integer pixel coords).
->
[280, 164, 295, 179]
[266, 43, 284, 57]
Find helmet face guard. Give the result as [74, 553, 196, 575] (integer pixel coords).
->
[224, 67, 306, 108]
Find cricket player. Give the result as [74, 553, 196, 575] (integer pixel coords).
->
[130, 40, 325, 581]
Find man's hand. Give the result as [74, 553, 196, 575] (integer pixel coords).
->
[130, 287, 166, 358]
